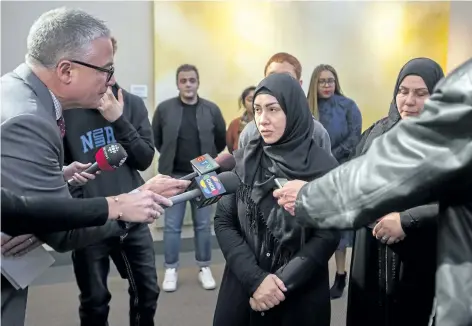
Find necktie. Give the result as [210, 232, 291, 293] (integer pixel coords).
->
[57, 116, 66, 138]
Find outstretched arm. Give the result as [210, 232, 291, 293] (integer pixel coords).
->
[295, 63, 472, 229]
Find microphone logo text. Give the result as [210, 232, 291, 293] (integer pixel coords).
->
[199, 175, 223, 196]
[193, 155, 217, 174]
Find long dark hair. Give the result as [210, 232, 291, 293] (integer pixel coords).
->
[238, 86, 256, 110]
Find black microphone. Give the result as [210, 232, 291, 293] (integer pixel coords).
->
[179, 153, 236, 181]
[169, 171, 240, 208]
[67, 143, 128, 186]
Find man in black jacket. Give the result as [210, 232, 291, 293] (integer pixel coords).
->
[151, 64, 226, 292]
[63, 37, 159, 326]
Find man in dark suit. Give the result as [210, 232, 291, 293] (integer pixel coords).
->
[0, 8, 176, 325]
[1, 188, 167, 237]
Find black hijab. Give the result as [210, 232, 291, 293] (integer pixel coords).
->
[361, 57, 444, 154]
[234, 73, 338, 254]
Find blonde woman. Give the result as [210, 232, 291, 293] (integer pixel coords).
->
[307, 64, 362, 299]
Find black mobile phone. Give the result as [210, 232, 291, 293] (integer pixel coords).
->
[274, 178, 288, 189]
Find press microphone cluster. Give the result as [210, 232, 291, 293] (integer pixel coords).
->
[169, 171, 240, 208]
[179, 153, 236, 181]
[67, 143, 128, 186]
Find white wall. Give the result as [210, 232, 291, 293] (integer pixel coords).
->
[446, 1, 472, 72]
[0, 0, 157, 180]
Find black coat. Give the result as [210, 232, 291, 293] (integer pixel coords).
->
[346, 119, 438, 326]
[1, 187, 109, 236]
[213, 189, 339, 326]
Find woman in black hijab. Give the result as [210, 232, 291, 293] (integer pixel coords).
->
[346, 58, 445, 326]
[213, 73, 340, 326]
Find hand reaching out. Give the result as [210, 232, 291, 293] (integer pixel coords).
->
[107, 190, 172, 223]
[272, 180, 308, 216]
[140, 174, 191, 198]
[63, 161, 99, 186]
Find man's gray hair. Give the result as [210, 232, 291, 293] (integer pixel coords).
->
[26, 7, 110, 68]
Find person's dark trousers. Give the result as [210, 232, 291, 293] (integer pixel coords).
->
[72, 223, 159, 326]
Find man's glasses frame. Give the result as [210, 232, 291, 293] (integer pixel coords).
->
[71, 60, 114, 83]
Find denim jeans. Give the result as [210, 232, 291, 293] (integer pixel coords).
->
[163, 200, 213, 269]
[72, 223, 158, 326]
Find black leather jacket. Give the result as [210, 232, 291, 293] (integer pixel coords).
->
[295, 58, 472, 326]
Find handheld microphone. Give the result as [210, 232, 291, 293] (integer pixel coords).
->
[67, 143, 128, 186]
[169, 171, 240, 208]
[179, 153, 236, 180]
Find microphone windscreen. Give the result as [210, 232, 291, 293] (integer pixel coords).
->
[216, 171, 240, 194]
[96, 143, 128, 171]
[215, 153, 236, 172]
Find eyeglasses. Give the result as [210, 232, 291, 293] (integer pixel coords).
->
[71, 60, 115, 83]
[318, 78, 335, 86]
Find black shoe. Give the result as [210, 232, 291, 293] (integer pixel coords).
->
[330, 272, 347, 299]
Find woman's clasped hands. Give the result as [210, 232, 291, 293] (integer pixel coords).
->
[249, 274, 287, 312]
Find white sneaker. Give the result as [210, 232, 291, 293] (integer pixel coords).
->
[198, 267, 216, 290]
[162, 268, 178, 292]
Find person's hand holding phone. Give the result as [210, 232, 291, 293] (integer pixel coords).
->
[273, 179, 308, 216]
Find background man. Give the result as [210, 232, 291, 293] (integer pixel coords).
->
[151, 64, 226, 292]
[63, 36, 159, 326]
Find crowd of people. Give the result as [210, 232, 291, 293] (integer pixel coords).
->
[2, 6, 471, 326]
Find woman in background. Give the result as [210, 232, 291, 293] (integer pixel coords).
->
[226, 86, 256, 153]
[346, 57, 444, 326]
[213, 73, 339, 326]
[307, 64, 362, 299]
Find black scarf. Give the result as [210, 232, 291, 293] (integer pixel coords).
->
[234, 73, 338, 255]
[361, 57, 444, 154]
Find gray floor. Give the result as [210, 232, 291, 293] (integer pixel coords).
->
[26, 249, 350, 326]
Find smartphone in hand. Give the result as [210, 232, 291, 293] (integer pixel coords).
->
[274, 178, 288, 189]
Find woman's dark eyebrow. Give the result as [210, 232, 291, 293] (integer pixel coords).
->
[399, 86, 428, 91]
[254, 101, 279, 108]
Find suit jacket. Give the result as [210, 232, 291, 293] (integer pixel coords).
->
[1, 188, 109, 237]
[1, 63, 123, 252]
[295, 58, 472, 326]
